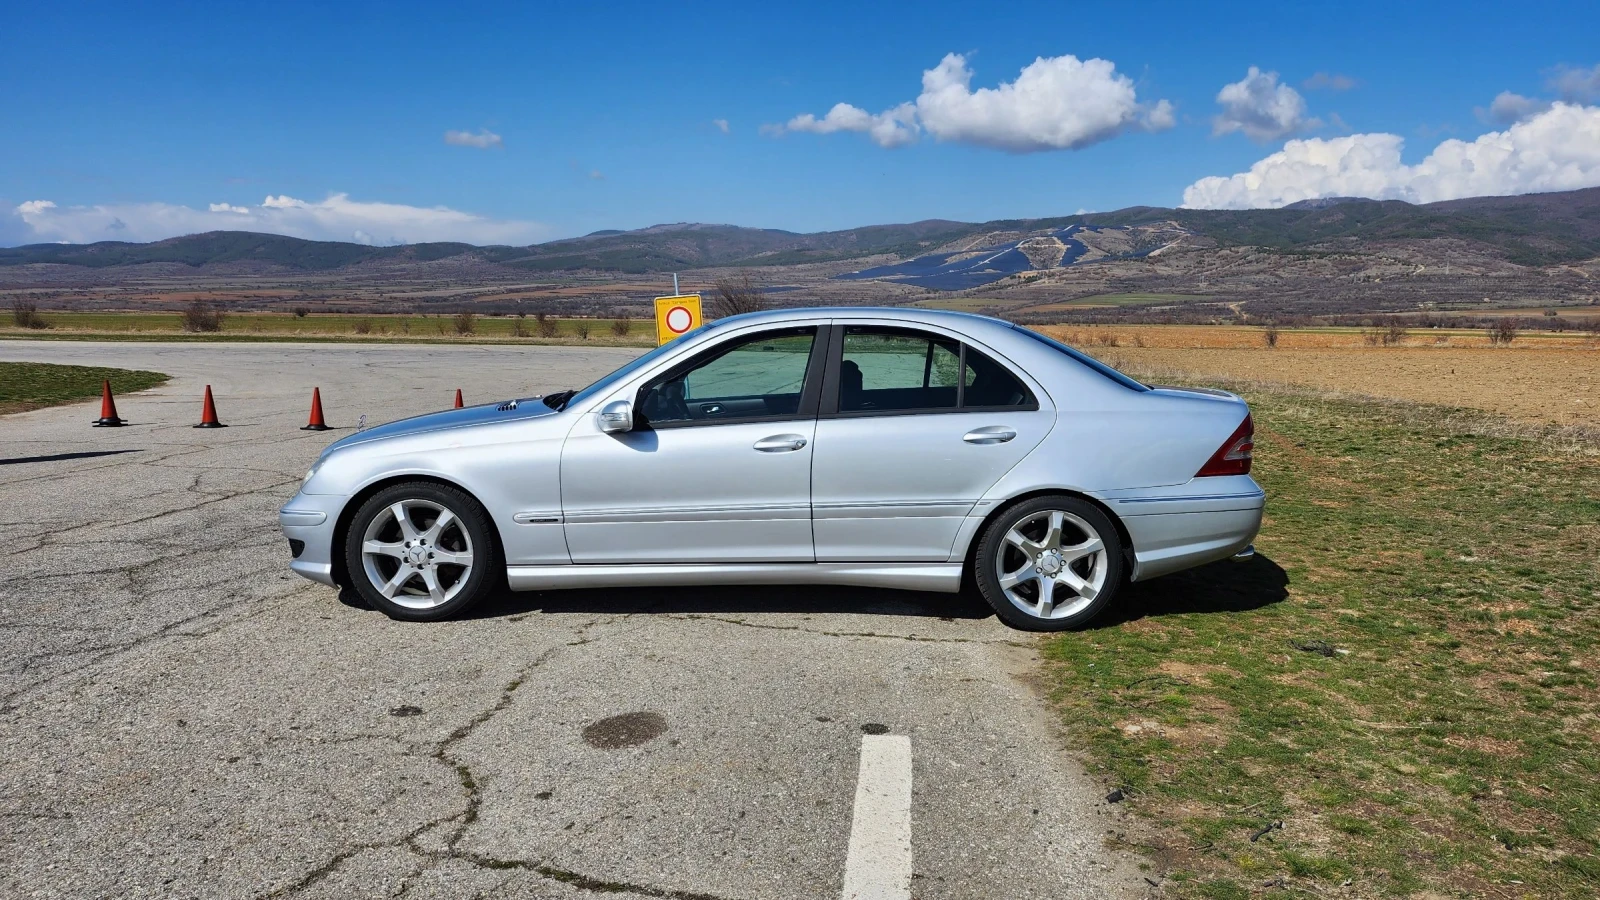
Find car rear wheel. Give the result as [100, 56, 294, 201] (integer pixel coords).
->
[343, 481, 501, 621]
[973, 495, 1124, 631]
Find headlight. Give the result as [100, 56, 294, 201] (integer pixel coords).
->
[303, 460, 323, 486]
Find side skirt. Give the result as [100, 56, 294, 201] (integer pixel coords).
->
[505, 562, 964, 593]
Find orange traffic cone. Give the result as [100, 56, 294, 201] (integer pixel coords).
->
[194, 385, 227, 428]
[453, 389, 464, 409]
[301, 387, 330, 431]
[92, 379, 125, 427]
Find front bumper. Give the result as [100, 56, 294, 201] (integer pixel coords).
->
[279, 492, 344, 587]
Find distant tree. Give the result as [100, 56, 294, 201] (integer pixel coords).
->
[535, 311, 560, 338]
[509, 317, 530, 338]
[575, 319, 591, 340]
[710, 273, 767, 318]
[292, 307, 309, 318]
[1384, 320, 1407, 346]
[1489, 318, 1518, 346]
[1263, 323, 1279, 348]
[610, 314, 632, 337]
[10, 299, 49, 329]
[180, 299, 225, 332]
[453, 311, 476, 335]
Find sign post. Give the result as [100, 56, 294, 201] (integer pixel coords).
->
[653, 294, 703, 345]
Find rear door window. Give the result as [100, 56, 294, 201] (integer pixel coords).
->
[837, 328, 961, 412]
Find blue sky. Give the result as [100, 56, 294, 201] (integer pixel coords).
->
[4, 0, 1599, 246]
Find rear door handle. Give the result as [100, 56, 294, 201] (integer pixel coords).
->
[754, 434, 808, 452]
[963, 426, 1016, 445]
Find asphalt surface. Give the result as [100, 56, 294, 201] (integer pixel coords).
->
[0, 341, 1149, 900]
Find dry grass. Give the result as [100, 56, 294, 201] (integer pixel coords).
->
[1092, 345, 1600, 429]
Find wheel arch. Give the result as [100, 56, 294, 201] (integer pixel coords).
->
[959, 488, 1135, 585]
[329, 474, 504, 589]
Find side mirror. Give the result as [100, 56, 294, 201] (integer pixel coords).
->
[597, 399, 633, 434]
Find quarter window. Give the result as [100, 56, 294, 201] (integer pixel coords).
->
[638, 328, 816, 426]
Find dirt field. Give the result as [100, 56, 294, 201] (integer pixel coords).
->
[1100, 346, 1600, 427]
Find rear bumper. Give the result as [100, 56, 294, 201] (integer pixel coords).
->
[1098, 476, 1265, 582]
[279, 493, 343, 587]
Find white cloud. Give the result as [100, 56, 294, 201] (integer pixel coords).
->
[1551, 63, 1600, 103]
[1479, 90, 1551, 124]
[783, 101, 920, 148]
[1182, 102, 1600, 209]
[1302, 72, 1358, 91]
[8, 192, 549, 246]
[713, 118, 730, 133]
[443, 128, 504, 149]
[768, 52, 1172, 153]
[1212, 67, 1315, 142]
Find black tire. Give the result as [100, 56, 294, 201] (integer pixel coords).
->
[342, 481, 502, 621]
[972, 495, 1125, 631]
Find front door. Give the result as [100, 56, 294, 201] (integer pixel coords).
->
[810, 325, 1054, 561]
[560, 326, 825, 563]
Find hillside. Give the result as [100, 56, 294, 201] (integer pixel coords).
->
[4, 187, 1598, 274]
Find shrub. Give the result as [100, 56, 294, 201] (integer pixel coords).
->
[1489, 318, 1518, 346]
[1361, 327, 1382, 346]
[1384, 321, 1407, 346]
[292, 307, 309, 318]
[575, 320, 591, 340]
[180, 300, 225, 332]
[509, 318, 530, 337]
[352, 319, 373, 335]
[11, 299, 49, 329]
[535, 312, 559, 338]
[1263, 324, 1279, 348]
[610, 315, 632, 337]
[453, 311, 476, 335]
[710, 273, 767, 318]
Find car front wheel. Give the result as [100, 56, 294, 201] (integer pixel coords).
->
[973, 495, 1124, 631]
[343, 481, 501, 621]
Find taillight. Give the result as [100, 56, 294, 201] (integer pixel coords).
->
[1196, 413, 1253, 477]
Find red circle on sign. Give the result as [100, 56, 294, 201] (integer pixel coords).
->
[665, 306, 693, 334]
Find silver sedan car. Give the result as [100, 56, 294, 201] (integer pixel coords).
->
[280, 308, 1262, 630]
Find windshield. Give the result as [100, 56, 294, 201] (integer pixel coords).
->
[558, 323, 714, 410]
[1010, 324, 1149, 392]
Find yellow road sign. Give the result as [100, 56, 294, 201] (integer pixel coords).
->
[653, 294, 703, 345]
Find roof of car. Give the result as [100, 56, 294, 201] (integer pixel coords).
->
[710, 306, 1015, 335]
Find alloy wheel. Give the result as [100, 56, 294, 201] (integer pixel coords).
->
[359, 498, 475, 610]
[993, 509, 1108, 620]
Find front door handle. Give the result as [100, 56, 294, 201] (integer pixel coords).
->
[963, 426, 1016, 445]
[754, 434, 808, 452]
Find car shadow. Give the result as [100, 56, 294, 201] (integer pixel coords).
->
[460, 581, 996, 622]
[1088, 553, 1289, 629]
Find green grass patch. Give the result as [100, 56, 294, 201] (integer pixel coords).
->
[1047, 386, 1600, 897]
[0, 362, 168, 414]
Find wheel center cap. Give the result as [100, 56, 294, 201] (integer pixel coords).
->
[406, 545, 429, 566]
[1038, 550, 1063, 576]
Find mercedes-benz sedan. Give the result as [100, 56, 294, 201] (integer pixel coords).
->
[280, 308, 1262, 630]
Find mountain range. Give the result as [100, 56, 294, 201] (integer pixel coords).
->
[5, 187, 1599, 276]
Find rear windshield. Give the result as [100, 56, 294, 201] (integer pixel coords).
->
[1010, 325, 1149, 392]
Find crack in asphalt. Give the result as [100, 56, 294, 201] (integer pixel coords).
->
[260, 635, 744, 900]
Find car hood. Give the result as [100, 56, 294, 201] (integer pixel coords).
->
[321, 398, 560, 455]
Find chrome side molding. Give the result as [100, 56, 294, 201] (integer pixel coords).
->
[505, 562, 963, 593]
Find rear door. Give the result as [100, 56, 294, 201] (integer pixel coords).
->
[810, 324, 1054, 561]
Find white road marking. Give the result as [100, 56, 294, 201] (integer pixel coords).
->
[841, 734, 913, 900]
